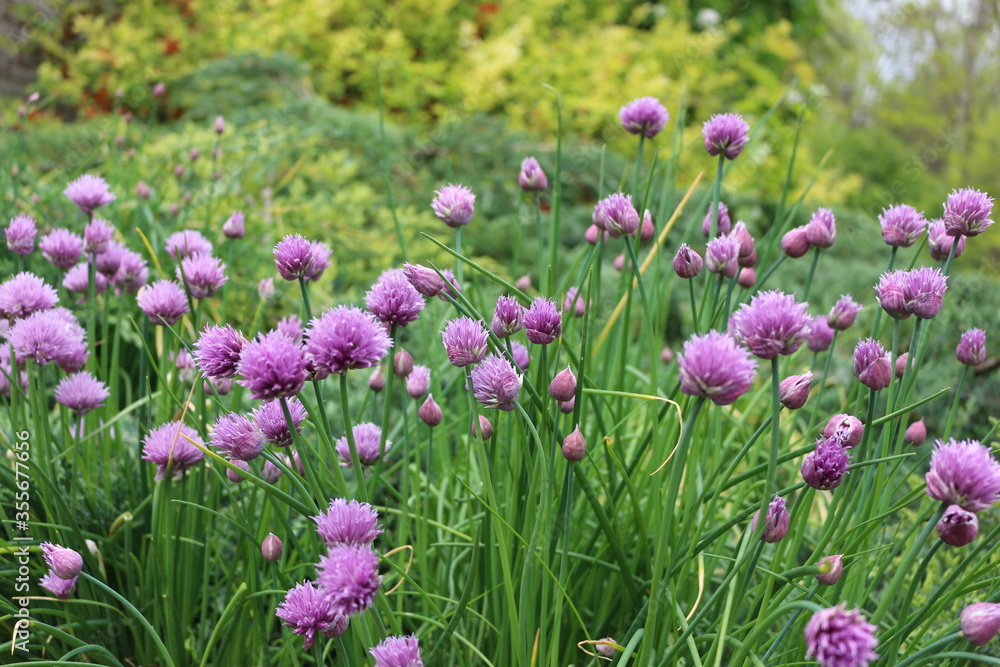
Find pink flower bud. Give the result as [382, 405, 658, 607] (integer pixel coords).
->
[562, 425, 586, 462]
[368, 368, 386, 392]
[823, 414, 864, 449]
[262, 533, 283, 562]
[895, 352, 908, 378]
[559, 395, 575, 414]
[472, 415, 493, 440]
[781, 227, 810, 258]
[961, 602, 1000, 645]
[660, 346, 674, 364]
[393, 349, 413, 378]
[41, 543, 84, 579]
[938, 504, 978, 547]
[816, 554, 843, 585]
[419, 394, 442, 427]
[904, 418, 926, 446]
[779, 372, 812, 410]
[549, 366, 577, 402]
[737, 267, 756, 289]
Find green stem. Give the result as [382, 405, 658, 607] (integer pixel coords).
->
[801, 246, 820, 303]
[80, 573, 177, 667]
[943, 366, 969, 440]
[710, 155, 724, 239]
[340, 373, 369, 502]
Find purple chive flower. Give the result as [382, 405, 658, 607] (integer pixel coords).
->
[944, 188, 994, 237]
[40, 542, 84, 579]
[702, 113, 750, 160]
[781, 226, 810, 258]
[807, 316, 835, 352]
[237, 331, 307, 400]
[518, 156, 548, 192]
[213, 115, 225, 134]
[261, 533, 283, 561]
[64, 174, 116, 214]
[619, 97, 669, 139]
[705, 235, 740, 278]
[673, 244, 703, 279]
[928, 220, 965, 262]
[804, 605, 879, 667]
[562, 425, 586, 461]
[177, 253, 227, 299]
[316, 544, 382, 616]
[313, 498, 383, 547]
[902, 267, 947, 319]
[678, 331, 758, 405]
[194, 324, 247, 379]
[40, 229, 84, 269]
[961, 603, 1000, 646]
[730, 222, 756, 267]
[728, 290, 810, 359]
[165, 230, 213, 260]
[511, 340, 530, 371]
[638, 209, 656, 242]
[171, 348, 195, 382]
[937, 504, 978, 547]
[304, 241, 332, 282]
[406, 365, 430, 399]
[391, 348, 412, 377]
[853, 338, 892, 391]
[211, 413, 264, 461]
[431, 184, 475, 227]
[113, 248, 148, 293]
[137, 280, 189, 326]
[40, 571, 77, 599]
[54, 371, 109, 416]
[442, 317, 489, 366]
[141, 421, 205, 481]
[491, 295, 524, 338]
[875, 270, 909, 319]
[7, 308, 85, 368]
[63, 263, 105, 296]
[223, 210, 245, 239]
[0, 272, 58, 319]
[903, 418, 927, 446]
[828, 295, 863, 331]
[336, 422, 389, 467]
[366, 269, 425, 329]
[306, 306, 392, 377]
[957, 328, 986, 366]
[779, 372, 812, 410]
[824, 414, 865, 449]
[584, 224, 604, 245]
[737, 267, 756, 289]
[6, 215, 36, 255]
[471, 354, 522, 411]
[439, 269, 461, 300]
[524, 297, 562, 345]
[276, 315, 303, 344]
[549, 366, 577, 402]
[419, 394, 442, 427]
[370, 635, 424, 667]
[252, 397, 307, 448]
[879, 204, 926, 248]
[273, 235, 318, 281]
[276, 581, 347, 650]
[82, 218, 114, 256]
[258, 278, 275, 301]
[925, 438, 1000, 511]
[153, 82, 166, 97]
[894, 353, 909, 379]
[801, 438, 851, 490]
[401, 263, 445, 297]
[805, 208, 837, 248]
[702, 201, 732, 237]
[594, 193, 640, 238]
[816, 555, 844, 586]
[751, 495, 789, 543]
[95, 241, 125, 277]
[563, 287, 586, 317]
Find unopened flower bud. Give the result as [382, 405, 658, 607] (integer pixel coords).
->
[136, 181, 151, 200]
[258, 278, 275, 301]
[393, 349, 413, 378]
[262, 459, 282, 484]
[402, 263, 445, 297]
[227, 459, 250, 483]
[673, 244, 702, 279]
[801, 438, 850, 491]
[559, 395, 575, 414]
[369, 368, 386, 392]
[153, 82, 167, 97]
[595, 637, 618, 658]
[938, 504, 978, 547]
[214, 115, 226, 134]
[638, 210, 655, 243]
[751, 495, 789, 543]
[585, 224, 601, 245]
[562, 425, 586, 462]
[895, 352, 908, 378]
[737, 267, 756, 289]
[613, 253, 625, 272]
[419, 394, 442, 427]
[961, 602, 1000, 645]
[223, 210, 245, 239]
[904, 418, 927, 446]
[515, 275, 532, 292]
[660, 346, 674, 363]
[816, 554, 843, 585]
[549, 366, 577, 402]
[781, 227, 810, 258]
[779, 372, 812, 410]
[41, 543, 84, 579]
[204, 377, 232, 396]
[190, 148, 200, 161]
[472, 415, 493, 440]
[262, 533, 283, 561]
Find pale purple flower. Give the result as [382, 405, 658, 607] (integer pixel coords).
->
[491, 295, 524, 337]
[194, 324, 246, 379]
[853, 338, 892, 391]
[64, 174, 116, 214]
[518, 157, 548, 191]
[944, 188, 994, 237]
[165, 230, 213, 259]
[961, 602, 1000, 646]
[904, 418, 927, 446]
[40, 571, 77, 599]
[273, 235, 316, 281]
[728, 290, 810, 359]
[779, 372, 812, 410]
[431, 184, 475, 227]
[705, 235, 740, 278]
[702, 113, 750, 159]
[95, 241, 125, 277]
[878, 204, 926, 247]
[406, 365, 430, 399]
[83, 218, 115, 256]
[313, 498, 383, 547]
[511, 340, 530, 371]
[303, 240, 332, 282]
[177, 253, 227, 299]
[401, 263, 445, 297]
[316, 544, 382, 616]
[805, 208, 837, 248]
[137, 280, 189, 326]
[442, 317, 489, 366]
[751, 495, 789, 543]
[438, 269, 461, 301]
[730, 221, 756, 267]
[6, 215, 36, 255]
[957, 328, 986, 366]
[277, 315, 303, 344]
[927, 220, 965, 262]
[801, 438, 850, 490]
[136, 181, 151, 199]
[471, 354, 522, 411]
[925, 438, 1000, 512]
[276, 580, 346, 650]
[619, 97, 669, 138]
[902, 267, 947, 319]
[366, 269, 425, 329]
[55, 371, 109, 416]
[828, 295, 863, 331]
[170, 348, 194, 381]
[7, 308, 86, 368]
[824, 414, 865, 449]
[113, 249, 148, 293]
[40, 542, 83, 579]
[804, 605, 878, 667]
[213, 115, 225, 134]
[807, 316, 835, 352]
[702, 201, 732, 237]
[153, 82, 166, 97]
[0, 272, 58, 319]
[141, 421, 205, 481]
[563, 287, 586, 317]
[258, 278, 275, 300]
[370, 635, 424, 667]
[524, 297, 562, 345]
[419, 394, 442, 427]
[336, 422, 389, 467]
[261, 533, 282, 561]
[678, 331, 757, 405]
[638, 209, 656, 242]
[40, 229, 84, 269]
[937, 504, 978, 546]
[875, 270, 909, 319]
[211, 413, 264, 461]
[781, 226, 810, 258]
[673, 244, 703, 279]
[306, 306, 392, 376]
[63, 263, 106, 296]
[238, 331, 307, 400]
[252, 397, 307, 448]
[594, 193, 640, 238]
[223, 210, 245, 239]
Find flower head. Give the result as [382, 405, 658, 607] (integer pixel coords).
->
[961, 602, 1000, 646]
[779, 372, 812, 410]
[874, 270, 909, 319]
[40, 543, 84, 579]
[95, 241, 125, 277]
[902, 267, 947, 319]
[673, 244, 703, 279]
[804, 604, 878, 667]
[471, 354, 522, 411]
[879, 204, 926, 247]
[258, 278, 275, 300]
[594, 193, 640, 238]
[823, 414, 865, 449]
[944, 188, 994, 237]
[702, 113, 750, 159]
[313, 498, 383, 547]
[401, 263, 445, 297]
[64, 174, 116, 214]
[370, 635, 424, 667]
[903, 418, 927, 446]
[728, 290, 810, 359]
[223, 210, 245, 239]
[418, 394, 443, 426]
[816, 555, 844, 586]
[114, 248, 148, 293]
[40, 571, 77, 599]
[431, 184, 475, 227]
[730, 221, 756, 267]
[141, 421, 205, 481]
[194, 324, 247, 379]
[827, 296, 862, 331]
[40, 229, 84, 269]
[237, 330, 307, 400]
[853, 338, 892, 391]
[491, 295, 524, 337]
[6, 214, 36, 255]
[137, 280, 189, 326]
[441, 317, 489, 367]
[211, 413, 264, 461]
[366, 269, 425, 328]
[638, 209, 656, 242]
[956, 328, 986, 366]
[316, 545, 382, 616]
[306, 306, 392, 376]
[276, 581, 346, 650]
[678, 331, 757, 405]
[252, 398, 307, 448]
[705, 235, 740, 278]
[511, 340, 530, 371]
[751, 495, 789, 543]
[781, 226, 810, 258]
[937, 504, 978, 547]
[273, 235, 331, 282]
[925, 438, 1000, 512]
[406, 365, 430, 399]
[807, 316, 835, 352]
[7, 308, 86, 369]
[801, 438, 850, 490]
[165, 230, 213, 260]
[563, 287, 586, 317]
[702, 201, 732, 237]
[805, 208, 837, 248]
[0, 272, 58, 319]
[523, 297, 562, 345]
[928, 220, 966, 261]
[177, 253, 227, 299]
[518, 157, 548, 191]
[619, 97, 669, 138]
[336, 422, 389, 467]
[54, 371, 109, 416]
